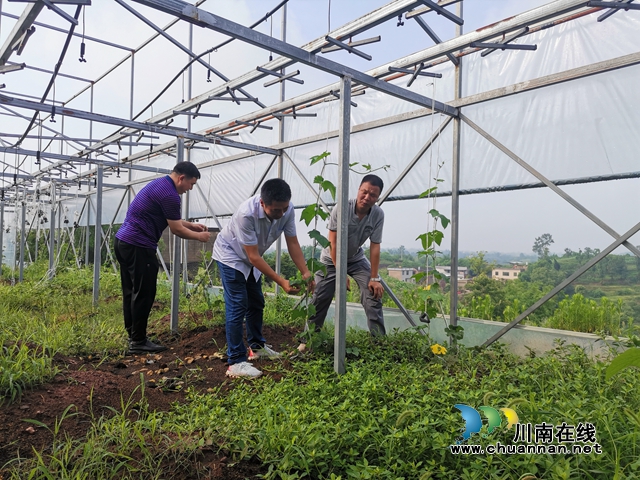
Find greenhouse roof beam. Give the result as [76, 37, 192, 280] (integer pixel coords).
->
[0, 171, 126, 190]
[127, 0, 451, 127]
[412, 16, 459, 65]
[130, 0, 458, 116]
[0, 1, 44, 65]
[0, 11, 133, 51]
[597, 0, 635, 21]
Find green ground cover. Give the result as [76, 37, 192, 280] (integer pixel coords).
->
[2, 264, 640, 479]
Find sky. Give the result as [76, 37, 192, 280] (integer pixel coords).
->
[0, 0, 639, 261]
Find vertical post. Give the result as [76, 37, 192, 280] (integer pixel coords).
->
[183, 25, 193, 295]
[449, 2, 463, 337]
[92, 164, 103, 306]
[128, 53, 135, 209]
[49, 182, 56, 279]
[0, 200, 4, 276]
[19, 199, 25, 282]
[34, 210, 39, 262]
[170, 137, 185, 334]
[85, 195, 91, 266]
[274, 4, 287, 296]
[334, 75, 351, 375]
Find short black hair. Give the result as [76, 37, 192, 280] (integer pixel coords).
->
[173, 161, 201, 179]
[261, 178, 292, 205]
[361, 174, 383, 192]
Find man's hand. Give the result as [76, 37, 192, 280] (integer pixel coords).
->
[197, 230, 211, 243]
[346, 276, 351, 291]
[190, 222, 208, 232]
[281, 279, 301, 295]
[368, 280, 384, 300]
[302, 271, 316, 294]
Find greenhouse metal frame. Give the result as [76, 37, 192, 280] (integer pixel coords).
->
[0, 0, 639, 372]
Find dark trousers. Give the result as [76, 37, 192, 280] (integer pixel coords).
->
[217, 261, 266, 365]
[114, 238, 159, 342]
[308, 257, 385, 335]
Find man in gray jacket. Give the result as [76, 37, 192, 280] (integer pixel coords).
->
[301, 174, 385, 349]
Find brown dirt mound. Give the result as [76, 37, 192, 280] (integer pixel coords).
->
[0, 324, 302, 479]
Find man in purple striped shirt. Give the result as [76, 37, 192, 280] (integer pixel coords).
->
[115, 162, 211, 354]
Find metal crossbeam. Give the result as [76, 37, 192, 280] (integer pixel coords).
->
[388, 64, 442, 87]
[470, 41, 537, 51]
[479, 27, 529, 57]
[0, 94, 279, 155]
[416, 0, 464, 25]
[589, 0, 640, 9]
[41, 0, 78, 25]
[0, 1, 44, 65]
[597, 0, 635, 21]
[321, 35, 381, 54]
[412, 16, 459, 65]
[130, 0, 458, 117]
[256, 66, 304, 86]
[324, 36, 372, 61]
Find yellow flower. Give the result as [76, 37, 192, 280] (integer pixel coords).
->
[431, 344, 447, 355]
[423, 284, 431, 291]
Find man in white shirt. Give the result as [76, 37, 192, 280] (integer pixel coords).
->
[213, 178, 313, 378]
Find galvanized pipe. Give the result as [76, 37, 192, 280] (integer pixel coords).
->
[334, 75, 351, 375]
[92, 164, 103, 305]
[170, 137, 184, 334]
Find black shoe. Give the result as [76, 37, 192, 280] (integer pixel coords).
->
[128, 338, 168, 354]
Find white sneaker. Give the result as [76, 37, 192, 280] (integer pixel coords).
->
[248, 344, 282, 360]
[226, 361, 262, 378]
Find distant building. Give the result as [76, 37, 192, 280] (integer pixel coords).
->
[435, 265, 468, 279]
[387, 267, 417, 283]
[492, 265, 526, 281]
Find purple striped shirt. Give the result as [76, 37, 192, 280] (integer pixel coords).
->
[116, 176, 181, 249]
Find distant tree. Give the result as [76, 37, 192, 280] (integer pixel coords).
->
[532, 233, 554, 259]
[264, 252, 298, 280]
[607, 255, 628, 281]
[563, 248, 575, 257]
[464, 274, 506, 317]
[468, 251, 494, 277]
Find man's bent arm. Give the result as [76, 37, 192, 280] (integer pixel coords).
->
[181, 220, 207, 232]
[328, 230, 338, 266]
[369, 242, 381, 278]
[167, 219, 210, 242]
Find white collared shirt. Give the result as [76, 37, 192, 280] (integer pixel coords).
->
[212, 195, 297, 279]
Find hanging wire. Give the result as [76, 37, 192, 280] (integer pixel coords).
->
[79, 6, 87, 62]
[269, 13, 273, 61]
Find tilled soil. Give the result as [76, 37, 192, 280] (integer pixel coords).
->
[0, 324, 303, 479]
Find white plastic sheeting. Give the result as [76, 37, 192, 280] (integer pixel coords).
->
[44, 8, 640, 230]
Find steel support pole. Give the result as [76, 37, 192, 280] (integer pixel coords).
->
[92, 164, 103, 306]
[18, 200, 25, 282]
[380, 278, 423, 333]
[49, 182, 56, 279]
[449, 1, 463, 339]
[275, 4, 287, 296]
[85, 196, 90, 266]
[170, 138, 185, 334]
[183, 24, 193, 295]
[0, 201, 4, 276]
[334, 75, 351, 375]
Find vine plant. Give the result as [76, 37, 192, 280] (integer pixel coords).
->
[412, 161, 464, 344]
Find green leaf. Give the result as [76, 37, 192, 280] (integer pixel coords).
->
[349, 162, 359, 167]
[307, 258, 326, 276]
[321, 180, 336, 200]
[413, 272, 426, 282]
[419, 187, 437, 198]
[310, 151, 330, 165]
[416, 233, 428, 250]
[362, 163, 372, 171]
[313, 175, 324, 184]
[316, 207, 330, 221]
[309, 229, 330, 248]
[606, 348, 640, 380]
[300, 204, 317, 226]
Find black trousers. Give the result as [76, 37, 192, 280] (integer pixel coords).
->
[114, 238, 159, 342]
